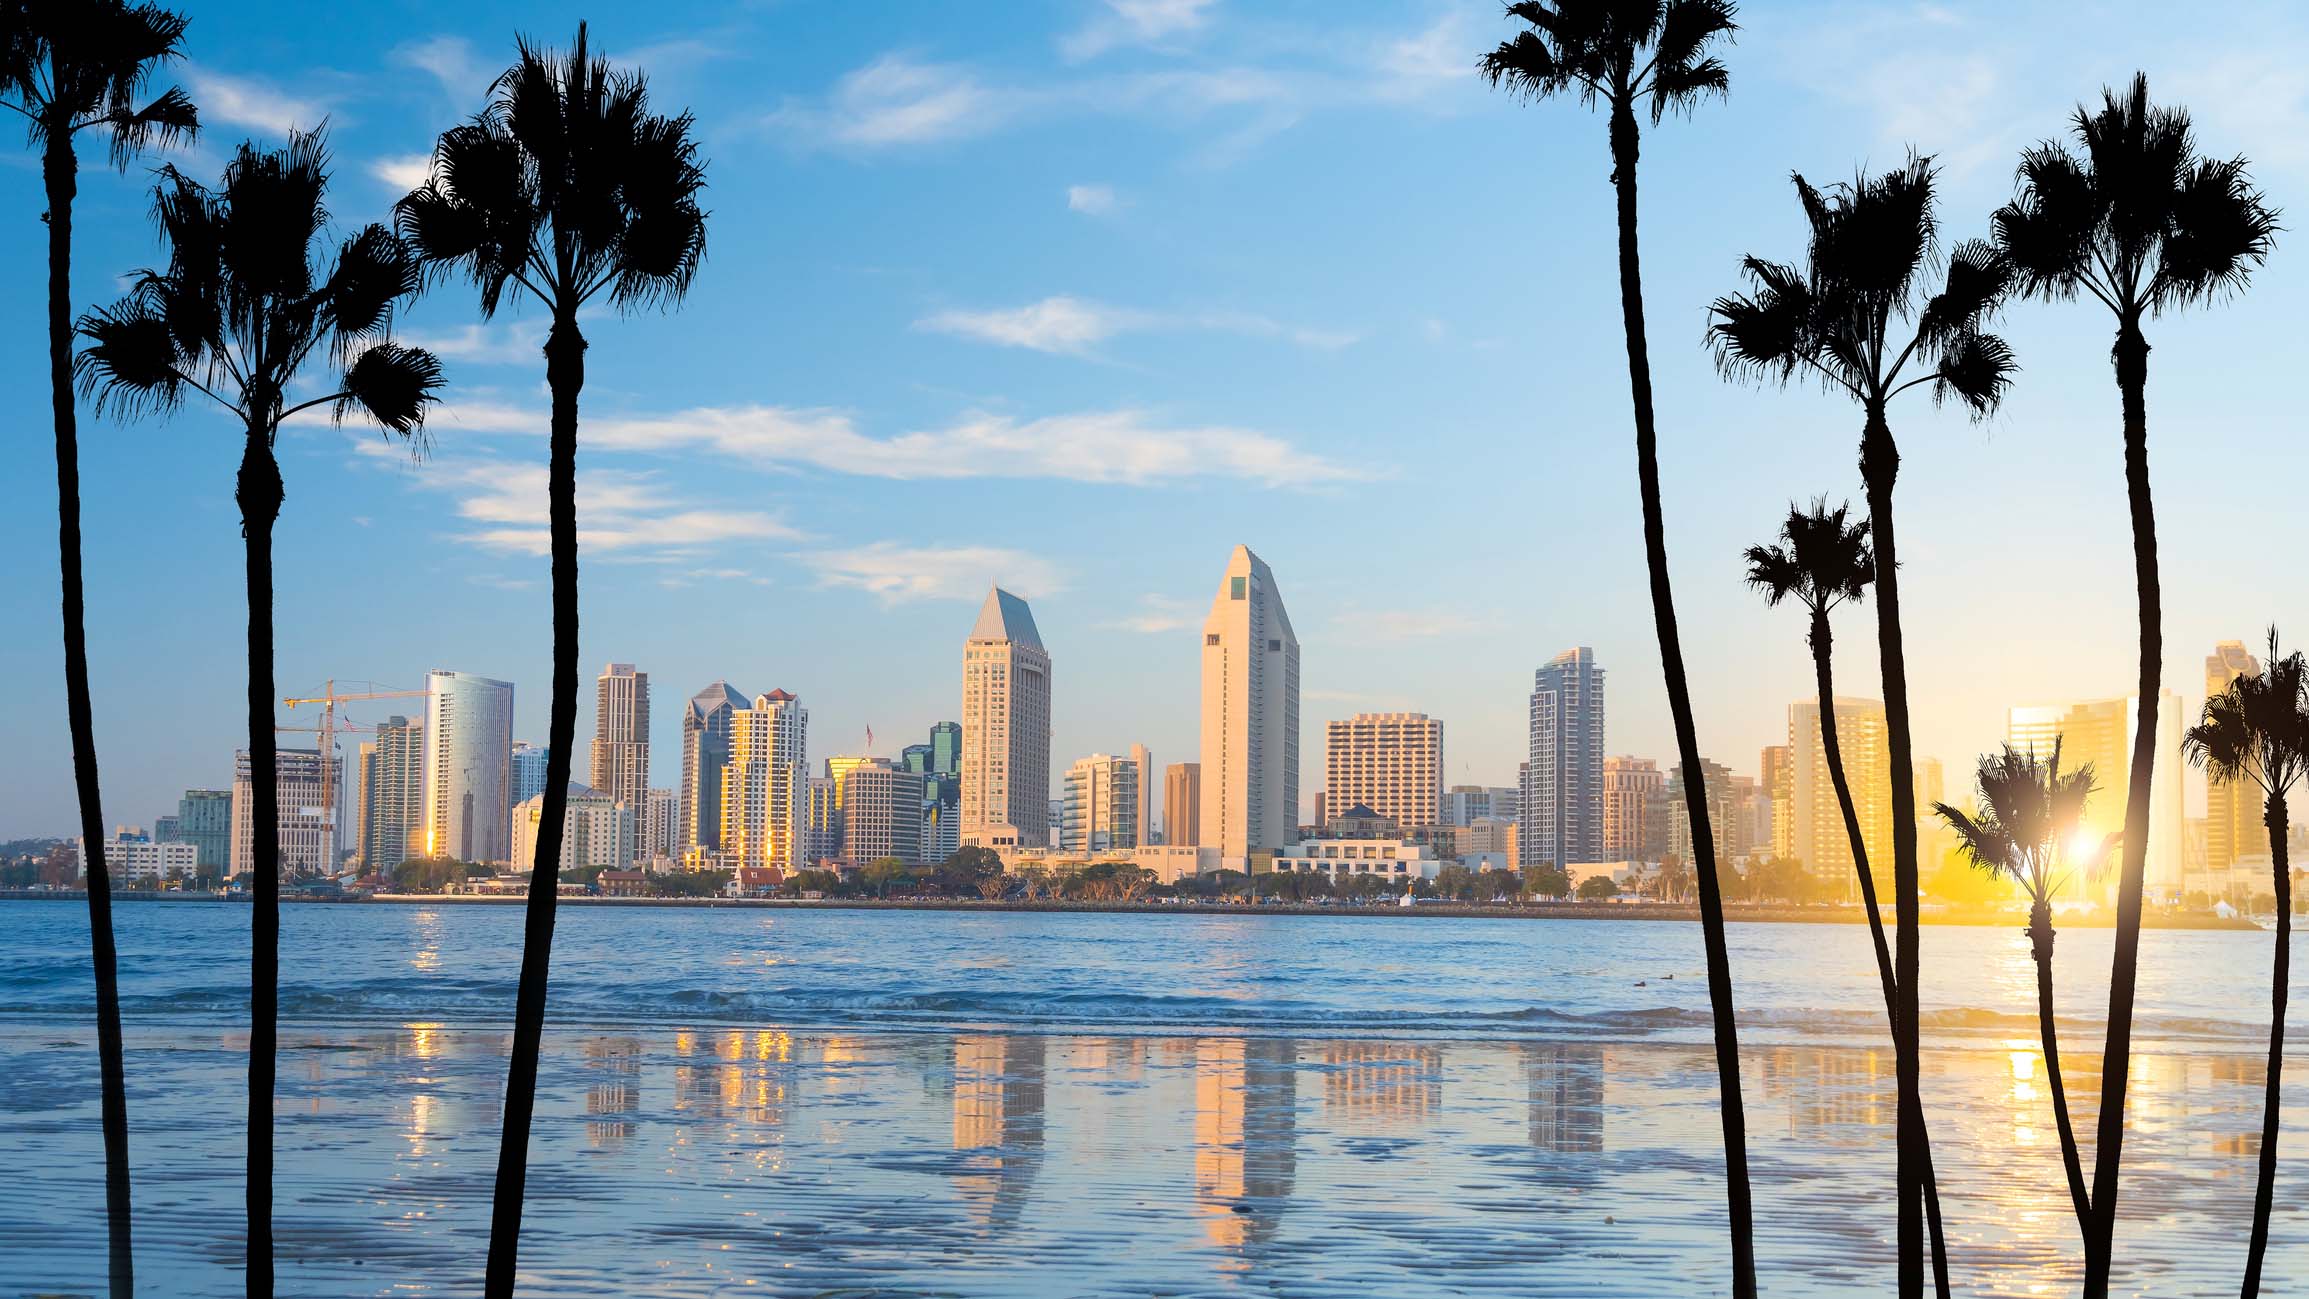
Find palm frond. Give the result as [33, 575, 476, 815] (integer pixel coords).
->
[2155, 154, 2278, 309]
[335, 341, 442, 439]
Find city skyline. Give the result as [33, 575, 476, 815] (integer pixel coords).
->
[5, 3, 2304, 843]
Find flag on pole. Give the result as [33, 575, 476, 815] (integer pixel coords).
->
[865, 724, 875, 751]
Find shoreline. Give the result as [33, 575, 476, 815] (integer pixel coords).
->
[0, 889, 2261, 929]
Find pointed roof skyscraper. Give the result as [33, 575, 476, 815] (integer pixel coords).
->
[970, 586, 1044, 652]
[962, 586, 1053, 848]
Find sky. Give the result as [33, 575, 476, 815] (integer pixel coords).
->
[4, 0, 2309, 839]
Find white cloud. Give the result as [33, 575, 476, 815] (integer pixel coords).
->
[186, 68, 328, 136]
[1067, 183, 1121, 215]
[399, 321, 547, 366]
[393, 35, 492, 101]
[1373, 11, 1478, 101]
[800, 543, 1063, 605]
[768, 56, 1017, 147]
[436, 399, 1366, 488]
[1062, 0, 1220, 61]
[916, 294, 1357, 355]
[371, 154, 432, 190]
[1103, 593, 1193, 634]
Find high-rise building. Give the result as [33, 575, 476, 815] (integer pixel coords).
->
[919, 721, 963, 865]
[172, 789, 232, 874]
[2006, 690, 2186, 902]
[840, 759, 926, 866]
[357, 714, 425, 872]
[1443, 785, 1520, 827]
[1601, 756, 1666, 862]
[231, 748, 339, 880]
[76, 829, 197, 886]
[804, 776, 841, 867]
[722, 690, 809, 874]
[1666, 758, 1738, 866]
[510, 742, 549, 807]
[1062, 753, 1142, 853]
[1199, 546, 1300, 864]
[1522, 648, 1604, 869]
[930, 720, 962, 776]
[679, 681, 749, 853]
[421, 670, 515, 864]
[1324, 713, 1443, 832]
[512, 782, 635, 876]
[1789, 697, 1891, 893]
[642, 787, 679, 863]
[2206, 641, 2263, 885]
[1129, 742, 1154, 848]
[1164, 762, 1201, 847]
[589, 663, 650, 813]
[1761, 744, 1793, 859]
[961, 587, 1053, 848]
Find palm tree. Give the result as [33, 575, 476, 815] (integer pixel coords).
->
[2183, 629, 2308, 1298]
[393, 26, 706, 1295]
[1934, 740, 2114, 1250]
[1709, 157, 2014, 1299]
[0, 6, 195, 1291]
[1744, 499, 1951, 1295]
[76, 129, 442, 1299]
[1479, 7, 1752, 1291]
[1989, 78, 2276, 1294]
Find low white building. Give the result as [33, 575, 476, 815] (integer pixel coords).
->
[75, 830, 199, 886]
[1272, 837, 1441, 882]
[511, 782, 636, 876]
[1133, 843, 1219, 884]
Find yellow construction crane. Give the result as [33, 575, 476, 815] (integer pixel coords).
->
[282, 680, 426, 871]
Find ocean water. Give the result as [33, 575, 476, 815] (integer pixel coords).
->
[3, 900, 2303, 1296]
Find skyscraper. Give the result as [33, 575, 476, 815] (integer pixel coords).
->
[1443, 785, 1520, 827]
[232, 748, 340, 880]
[1667, 758, 1739, 865]
[642, 787, 679, 862]
[589, 662, 651, 812]
[840, 759, 926, 867]
[174, 789, 232, 874]
[510, 742, 549, 806]
[722, 690, 809, 874]
[2206, 640, 2263, 886]
[1522, 648, 1604, 868]
[1324, 713, 1443, 831]
[2006, 690, 2186, 902]
[423, 669, 515, 864]
[1789, 697, 1891, 893]
[1062, 753, 1141, 853]
[930, 720, 962, 775]
[512, 782, 635, 876]
[1165, 762, 1201, 847]
[1129, 742, 1154, 847]
[923, 721, 963, 865]
[1601, 755, 1665, 862]
[1198, 546, 1300, 864]
[680, 681, 749, 854]
[961, 587, 1053, 848]
[357, 714, 424, 873]
[1761, 744, 1793, 859]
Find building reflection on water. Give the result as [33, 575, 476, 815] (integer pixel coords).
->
[951, 1034, 1045, 1229]
[1521, 1041, 1605, 1154]
[670, 1028, 792, 1129]
[1192, 1037, 1297, 1260]
[1323, 1042, 1443, 1126]
[582, 1036, 643, 1149]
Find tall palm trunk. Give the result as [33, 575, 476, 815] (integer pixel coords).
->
[1810, 612, 1950, 1297]
[2242, 794, 2290, 1298]
[1608, 93, 1753, 1298]
[44, 125, 136, 1299]
[1860, 406, 1926, 1299]
[2085, 317, 2157, 1298]
[2026, 900, 2092, 1231]
[485, 316, 585, 1299]
[236, 426, 284, 1299]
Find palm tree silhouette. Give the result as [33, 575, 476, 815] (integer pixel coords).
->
[1934, 740, 2113, 1250]
[1708, 157, 2014, 1299]
[76, 128, 441, 1299]
[2183, 629, 2307, 1298]
[1745, 499, 1951, 1295]
[1990, 77, 2277, 1294]
[1478, 6, 1753, 1291]
[393, 26, 706, 1295]
[0, 6, 195, 1291]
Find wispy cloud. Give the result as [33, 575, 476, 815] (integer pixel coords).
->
[767, 56, 1018, 147]
[1102, 593, 1195, 634]
[435, 399, 1367, 488]
[800, 542, 1063, 604]
[1061, 0, 1220, 61]
[1067, 183, 1121, 215]
[370, 154, 432, 190]
[399, 320, 547, 366]
[393, 35, 491, 101]
[186, 68, 329, 136]
[917, 294, 1357, 355]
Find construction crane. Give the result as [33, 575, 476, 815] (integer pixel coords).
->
[282, 680, 426, 872]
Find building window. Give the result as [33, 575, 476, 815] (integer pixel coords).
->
[1205, 634, 1220, 646]
[1268, 639, 1281, 651]
[1230, 577, 1246, 600]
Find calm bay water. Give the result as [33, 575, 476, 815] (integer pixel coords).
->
[3, 900, 2304, 1296]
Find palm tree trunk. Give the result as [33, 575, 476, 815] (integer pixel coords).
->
[1860, 406, 1926, 1299]
[2028, 901, 2092, 1233]
[1811, 613, 1950, 1297]
[2084, 317, 2157, 1298]
[2241, 794, 2290, 1298]
[485, 316, 586, 1299]
[237, 427, 285, 1299]
[44, 126, 136, 1299]
[1608, 93, 1753, 1299]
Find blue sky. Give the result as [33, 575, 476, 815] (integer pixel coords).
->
[5, 0, 2308, 837]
